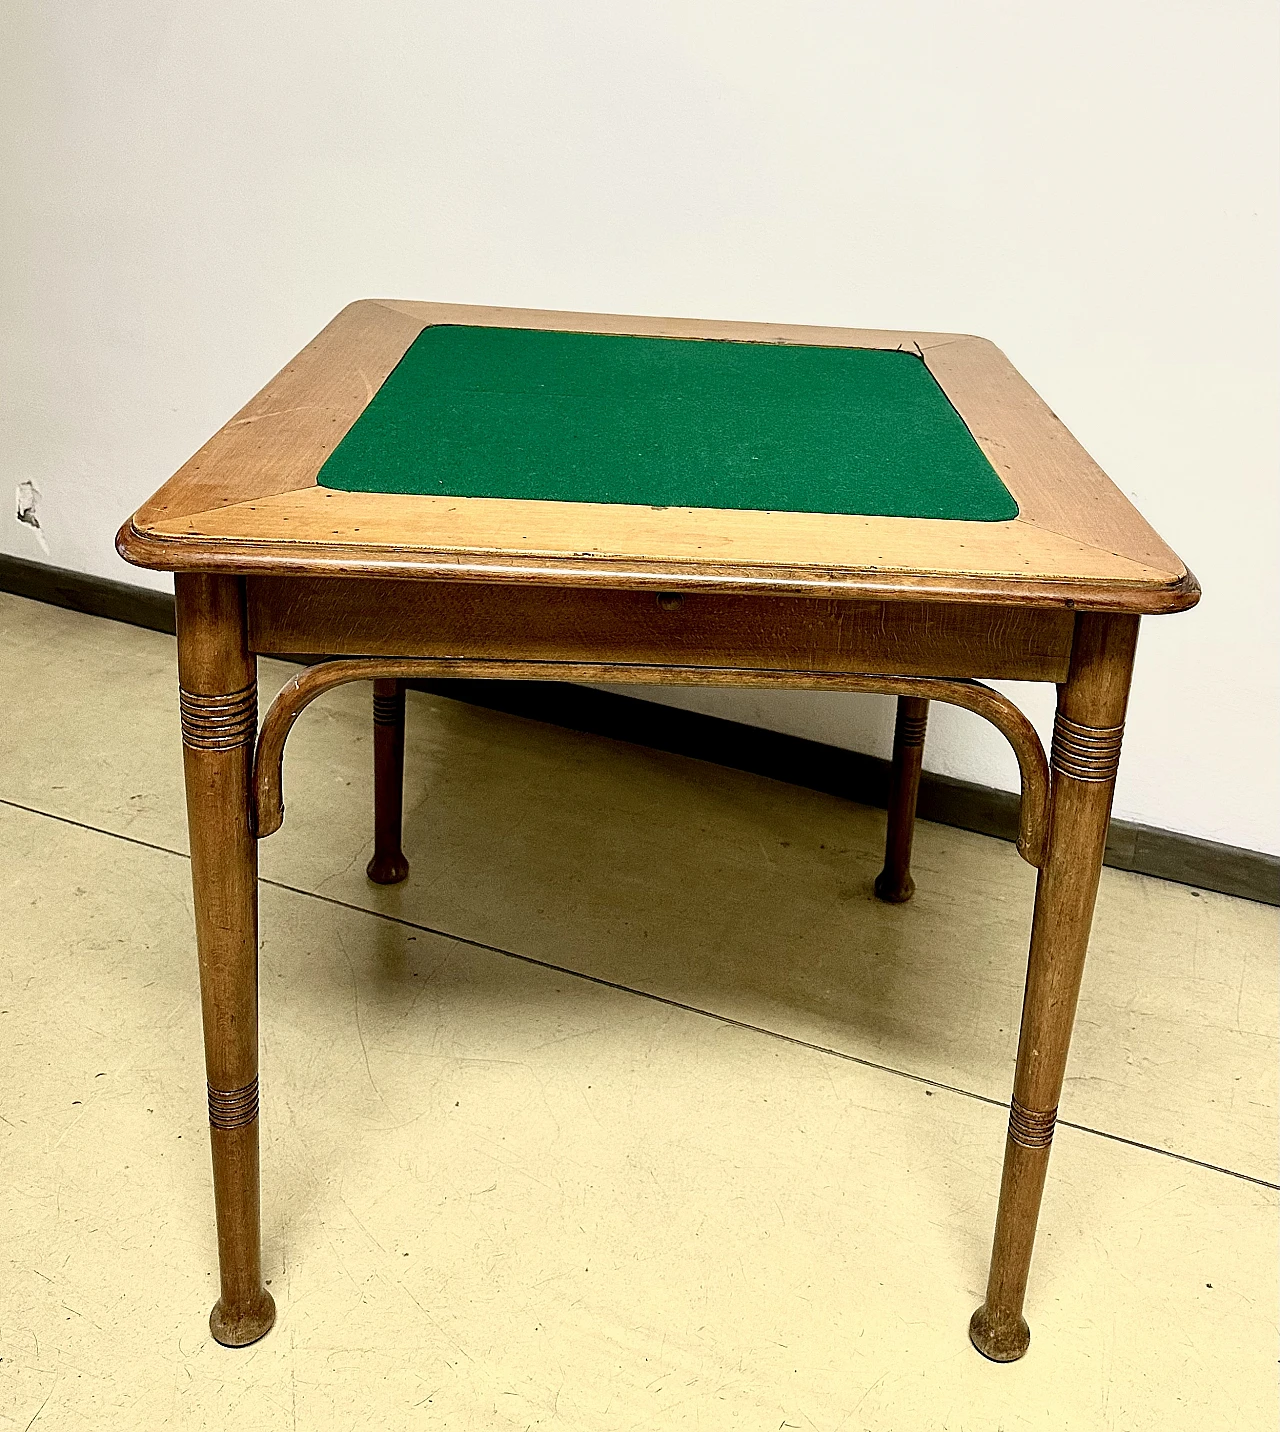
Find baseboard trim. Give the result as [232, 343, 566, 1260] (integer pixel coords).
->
[5, 552, 1276, 906]
[409, 678, 1279, 905]
[2, 552, 176, 634]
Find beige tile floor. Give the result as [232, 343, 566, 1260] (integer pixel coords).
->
[0, 590, 1275, 1430]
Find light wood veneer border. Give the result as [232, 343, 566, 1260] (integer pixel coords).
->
[119, 300, 1198, 614]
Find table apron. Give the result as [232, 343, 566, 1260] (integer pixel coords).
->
[245, 576, 1074, 683]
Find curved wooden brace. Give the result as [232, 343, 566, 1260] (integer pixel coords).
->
[253, 658, 1051, 866]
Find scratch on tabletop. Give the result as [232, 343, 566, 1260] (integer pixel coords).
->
[228, 405, 332, 427]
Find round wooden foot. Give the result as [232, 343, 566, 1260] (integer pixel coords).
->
[968, 1304, 1030, 1362]
[873, 869, 915, 903]
[210, 1288, 276, 1347]
[366, 852, 409, 885]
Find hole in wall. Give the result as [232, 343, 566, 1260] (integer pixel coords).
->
[15, 480, 49, 554]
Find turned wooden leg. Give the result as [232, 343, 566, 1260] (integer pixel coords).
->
[367, 678, 409, 884]
[875, 696, 929, 902]
[176, 574, 276, 1348]
[969, 613, 1138, 1362]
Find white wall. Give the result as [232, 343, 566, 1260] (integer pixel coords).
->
[3, 2, 1276, 854]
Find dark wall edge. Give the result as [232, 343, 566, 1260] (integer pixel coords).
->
[2, 552, 177, 634]
[410, 678, 1279, 906]
[5, 552, 1276, 906]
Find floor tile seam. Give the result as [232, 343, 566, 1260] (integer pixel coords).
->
[0, 795, 188, 862]
[5, 793, 1277, 1194]
[290, 884, 1278, 1192]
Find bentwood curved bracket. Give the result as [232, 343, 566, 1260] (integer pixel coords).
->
[253, 658, 1051, 865]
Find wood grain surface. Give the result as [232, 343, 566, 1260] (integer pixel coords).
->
[245, 576, 1076, 681]
[118, 301, 1199, 615]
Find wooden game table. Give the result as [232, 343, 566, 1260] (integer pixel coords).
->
[117, 300, 1198, 1362]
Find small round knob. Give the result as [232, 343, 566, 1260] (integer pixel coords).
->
[656, 593, 685, 612]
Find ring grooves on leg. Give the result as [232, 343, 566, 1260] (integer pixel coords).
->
[1050, 713, 1124, 783]
[372, 692, 403, 726]
[180, 682, 258, 751]
[1008, 1097, 1056, 1149]
[208, 1077, 259, 1131]
[897, 714, 929, 746]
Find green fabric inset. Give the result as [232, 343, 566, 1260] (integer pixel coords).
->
[317, 325, 1018, 521]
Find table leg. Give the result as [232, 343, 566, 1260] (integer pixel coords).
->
[875, 696, 929, 902]
[969, 612, 1138, 1361]
[175, 574, 276, 1348]
[367, 678, 410, 884]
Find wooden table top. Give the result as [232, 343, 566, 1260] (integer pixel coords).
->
[118, 300, 1197, 613]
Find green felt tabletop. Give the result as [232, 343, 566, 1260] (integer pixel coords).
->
[317, 325, 1018, 521]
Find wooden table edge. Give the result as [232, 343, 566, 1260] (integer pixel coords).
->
[116, 518, 1200, 615]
